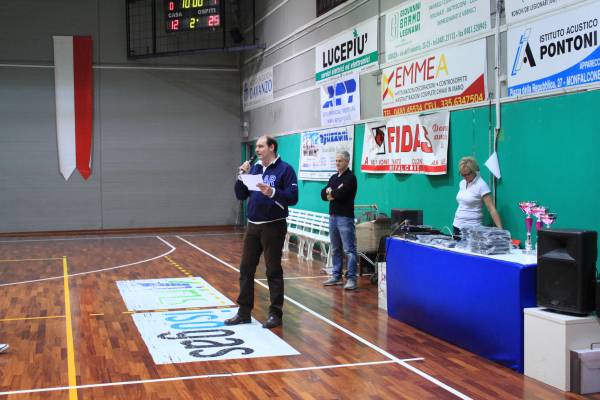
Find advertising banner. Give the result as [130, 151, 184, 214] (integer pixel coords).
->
[315, 18, 378, 83]
[382, 39, 486, 116]
[507, 3, 600, 96]
[117, 277, 234, 311]
[299, 125, 354, 181]
[505, 0, 583, 25]
[384, 0, 490, 64]
[242, 67, 273, 111]
[320, 72, 360, 127]
[361, 111, 449, 175]
[133, 308, 299, 364]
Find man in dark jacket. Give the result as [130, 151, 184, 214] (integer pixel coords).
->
[225, 135, 298, 329]
[321, 151, 358, 290]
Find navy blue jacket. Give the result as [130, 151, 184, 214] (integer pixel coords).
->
[235, 157, 299, 222]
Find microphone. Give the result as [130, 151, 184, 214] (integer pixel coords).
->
[239, 154, 257, 174]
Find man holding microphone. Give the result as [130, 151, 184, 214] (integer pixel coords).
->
[225, 136, 298, 329]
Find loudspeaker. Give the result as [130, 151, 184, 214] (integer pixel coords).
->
[596, 280, 600, 316]
[537, 229, 597, 315]
[391, 209, 423, 227]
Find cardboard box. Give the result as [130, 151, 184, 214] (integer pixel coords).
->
[570, 344, 600, 394]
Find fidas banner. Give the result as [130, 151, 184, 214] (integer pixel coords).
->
[361, 111, 449, 175]
[381, 39, 486, 116]
[507, 2, 600, 96]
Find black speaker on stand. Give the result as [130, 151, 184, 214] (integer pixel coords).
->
[537, 229, 597, 315]
[596, 279, 600, 316]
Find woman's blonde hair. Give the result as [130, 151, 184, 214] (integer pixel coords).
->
[458, 156, 479, 175]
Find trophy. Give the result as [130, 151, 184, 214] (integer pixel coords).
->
[541, 212, 557, 228]
[531, 206, 546, 231]
[519, 201, 538, 254]
[531, 206, 547, 251]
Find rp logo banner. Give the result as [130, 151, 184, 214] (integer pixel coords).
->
[322, 78, 357, 108]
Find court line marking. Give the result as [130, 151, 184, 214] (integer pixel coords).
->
[0, 315, 65, 323]
[0, 360, 413, 396]
[0, 237, 175, 287]
[62, 256, 78, 400]
[0, 257, 63, 263]
[257, 275, 326, 280]
[176, 235, 472, 400]
[0, 232, 242, 244]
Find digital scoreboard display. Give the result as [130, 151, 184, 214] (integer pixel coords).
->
[165, 0, 221, 32]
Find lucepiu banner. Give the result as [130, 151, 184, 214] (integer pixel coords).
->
[361, 111, 449, 175]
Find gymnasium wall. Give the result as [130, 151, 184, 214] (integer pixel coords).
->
[0, 0, 242, 232]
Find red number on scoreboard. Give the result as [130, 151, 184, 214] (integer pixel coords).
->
[208, 14, 220, 27]
[168, 1, 175, 11]
[170, 19, 180, 31]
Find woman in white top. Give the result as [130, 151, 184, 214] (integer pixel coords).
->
[453, 156, 502, 236]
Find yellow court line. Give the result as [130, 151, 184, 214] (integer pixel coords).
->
[62, 256, 78, 400]
[0, 315, 65, 323]
[0, 257, 63, 263]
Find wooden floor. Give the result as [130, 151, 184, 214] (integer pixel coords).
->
[0, 228, 598, 400]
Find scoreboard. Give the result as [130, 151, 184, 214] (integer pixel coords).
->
[165, 0, 221, 32]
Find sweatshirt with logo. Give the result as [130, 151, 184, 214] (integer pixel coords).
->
[235, 157, 299, 223]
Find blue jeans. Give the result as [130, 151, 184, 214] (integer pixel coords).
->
[329, 215, 357, 280]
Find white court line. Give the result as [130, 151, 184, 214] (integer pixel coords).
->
[0, 232, 242, 244]
[257, 275, 326, 281]
[0, 360, 402, 396]
[177, 235, 472, 400]
[0, 237, 175, 287]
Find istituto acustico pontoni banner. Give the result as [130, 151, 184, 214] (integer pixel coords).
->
[361, 111, 449, 175]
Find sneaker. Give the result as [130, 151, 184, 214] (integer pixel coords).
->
[0, 344, 9, 353]
[323, 277, 343, 286]
[344, 279, 358, 290]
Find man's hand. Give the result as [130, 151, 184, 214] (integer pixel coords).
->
[257, 183, 274, 197]
[325, 187, 333, 201]
[239, 161, 251, 174]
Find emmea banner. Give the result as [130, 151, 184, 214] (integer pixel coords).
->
[382, 39, 486, 116]
[507, 2, 600, 96]
[361, 111, 449, 175]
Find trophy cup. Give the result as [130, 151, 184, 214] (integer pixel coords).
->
[531, 206, 547, 251]
[531, 206, 547, 231]
[519, 201, 538, 254]
[541, 212, 557, 229]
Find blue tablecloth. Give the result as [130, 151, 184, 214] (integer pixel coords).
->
[386, 238, 537, 372]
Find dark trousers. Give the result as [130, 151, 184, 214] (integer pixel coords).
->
[237, 219, 287, 318]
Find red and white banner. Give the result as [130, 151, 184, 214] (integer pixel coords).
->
[381, 39, 486, 116]
[53, 36, 93, 180]
[361, 111, 449, 175]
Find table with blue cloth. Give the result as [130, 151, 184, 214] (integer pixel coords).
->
[386, 237, 537, 372]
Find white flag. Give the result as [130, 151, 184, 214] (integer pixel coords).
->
[485, 152, 501, 179]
